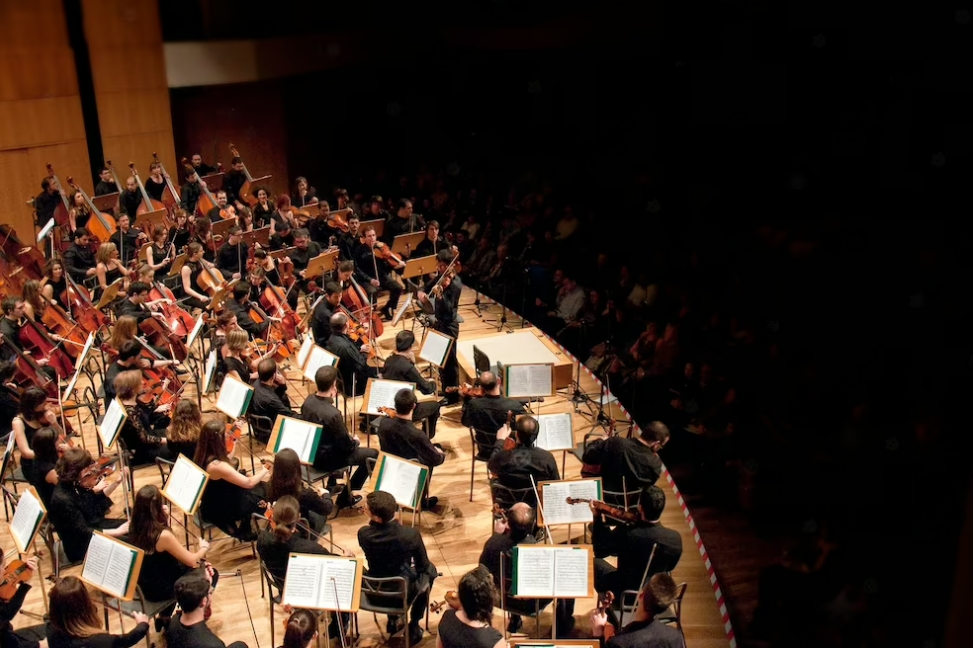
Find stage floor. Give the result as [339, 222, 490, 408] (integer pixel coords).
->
[2, 287, 731, 648]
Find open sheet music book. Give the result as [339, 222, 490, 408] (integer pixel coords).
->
[269, 416, 323, 464]
[281, 554, 363, 611]
[63, 331, 95, 401]
[510, 544, 594, 599]
[216, 374, 255, 418]
[203, 349, 218, 394]
[9, 486, 46, 554]
[418, 329, 453, 368]
[504, 363, 555, 398]
[81, 532, 144, 600]
[302, 345, 339, 381]
[161, 454, 210, 515]
[297, 335, 314, 369]
[533, 413, 575, 451]
[538, 479, 603, 526]
[97, 398, 128, 449]
[363, 379, 415, 415]
[374, 452, 430, 510]
[186, 314, 206, 348]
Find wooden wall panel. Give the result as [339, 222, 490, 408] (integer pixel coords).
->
[0, 0, 90, 244]
[81, 0, 176, 184]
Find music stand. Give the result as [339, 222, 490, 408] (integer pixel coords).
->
[269, 246, 296, 262]
[401, 254, 437, 283]
[95, 279, 124, 310]
[212, 218, 236, 240]
[208, 281, 238, 311]
[359, 218, 384, 239]
[303, 249, 340, 280]
[200, 172, 224, 191]
[241, 226, 271, 248]
[168, 253, 188, 277]
[92, 192, 119, 212]
[472, 345, 491, 377]
[391, 232, 426, 257]
[135, 208, 169, 232]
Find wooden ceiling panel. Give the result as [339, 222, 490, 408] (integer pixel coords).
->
[87, 47, 168, 95]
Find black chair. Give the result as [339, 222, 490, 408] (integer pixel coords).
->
[102, 586, 176, 648]
[468, 428, 497, 501]
[356, 575, 430, 648]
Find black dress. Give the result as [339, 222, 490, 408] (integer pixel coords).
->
[12, 416, 42, 483]
[198, 460, 265, 539]
[150, 243, 169, 281]
[28, 458, 57, 509]
[131, 530, 191, 603]
[437, 609, 503, 648]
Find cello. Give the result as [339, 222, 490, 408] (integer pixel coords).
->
[182, 158, 219, 217]
[40, 297, 87, 360]
[65, 176, 117, 246]
[128, 162, 169, 225]
[43, 163, 73, 232]
[61, 273, 109, 332]
[152, 152, 181, 213]
[227, 143, 271, 207]
[0, 225, 47, 282]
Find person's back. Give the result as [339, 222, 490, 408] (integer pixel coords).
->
[583, 422, 669, 492]
[166, 571, 248, 648]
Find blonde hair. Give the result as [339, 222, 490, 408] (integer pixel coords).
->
[109, 316, 138, 350]
[168, 400, 202, 443]
[113, 370, 143, 400]
[227, 329, 249, 352]
[96, 242, 117, 265]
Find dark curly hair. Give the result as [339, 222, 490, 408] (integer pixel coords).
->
[457, 565, 496, 624]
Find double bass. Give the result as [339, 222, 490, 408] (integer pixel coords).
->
[128, 162, 169, 224]
[44, 164, 79, 254]
[182, 158, 220, 217]
[227, 143, 271, 207]
[65, 176, 116, 247]
[152, 152, 181, 212]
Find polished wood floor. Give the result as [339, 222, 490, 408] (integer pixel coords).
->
[3, 288, 730, 647]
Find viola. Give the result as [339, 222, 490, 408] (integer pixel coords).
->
[444, 383, 485, 398]
[501, 410, 517, 451]
[139, 317, 189, 361]
[149, 282, 195, 338]
[429, 591, 460, 614]
[61, 274, 109, 332]
[376, 406, 397, 417]
[566, 497, 641, 525]
[325, 209, 353, 232]
[225, 419, 246, 454]
[372, 241, 405, 267]
[343, 276, 383, 338]
[597, 590, 617, 641]
[259, 283, 301, 341]
[0, 560, 34, 602]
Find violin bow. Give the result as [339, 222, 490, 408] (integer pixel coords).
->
[529, 474, 554, 544]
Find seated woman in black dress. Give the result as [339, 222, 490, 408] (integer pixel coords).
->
[114, 370, 174, 465]
[437, 566, 505, 648]
[166, 399, 202, 460]
[26, 426, 59, 508]
[126, 485, 214, 623]
[193, 420, 269, 539]
[47, 448, 129, 563]
[11, 386, 63, 484]
[46, 576, 149, 648]
[266, 448, 334, 534]
[281, 608, 318, 648]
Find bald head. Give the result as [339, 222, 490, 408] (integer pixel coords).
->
[479, 371, 499, 394]
[330, 312, 348, 334]
[507, 502, 535, 540]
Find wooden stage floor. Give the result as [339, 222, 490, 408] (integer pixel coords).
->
[3, 287, 730, 648]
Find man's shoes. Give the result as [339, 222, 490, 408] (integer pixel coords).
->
[386, 615, 403, 636]
[507, 615, 523, 634]
[339, 492, 363, 510]
[422, 496, 439, 509]
[381, 306, 394, 321]
[408, 623, 424, 646]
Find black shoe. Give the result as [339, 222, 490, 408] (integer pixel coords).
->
[339, 493, 363, 510]
[507, 615, 523, 634]
[386, 615, 403, 635]
[408, 623, 423, 645]
[422, 496, 439, 509]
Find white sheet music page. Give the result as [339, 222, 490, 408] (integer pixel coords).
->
[162, 456, 207, 514]
[541, 480, 601, 525]
[365, 379, 414, 414]
[98, 398, 126, 449]
[506, 364, 553, 398]
[318, 559, 358, 611]
[186, 314, 206, 348]
[418, 330, 451, 367]
[102, 543, 137, 597]
[63, 332, 95, 401]
[377, 456, 422, 507]
[297, 335, 314, 370]
[302, 346, 339, 381]
[535, 413, 574, 451]
[513, 547, 555, 598]
[203, 349, 218, 394]
[276, 418, 319, 462]
[9, 488, 43, 553]
[216, 377, 253, 418]
[552, 547, 590, 597]
[81, 533, 112, 588]
[282, 554, 323, 608]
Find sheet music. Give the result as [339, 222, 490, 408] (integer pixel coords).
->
[276, 418, 320, 463]
[98, 398, 126, 449]
[186, 314, 206, 348]
[513, 547, 555, 598]
[552, 547, 590, 597]
[82, 534, 137, 598]
[37, 218, 55, 242]
[282, 555, 357, 610]
[297, 335, 314, 369]
[216, 377, 253, 418]
[162, 456, 208, 514]
[377, 456, 423, 507]
[302, 346, 339, 381]
[392, 293, 412, 327]
[63, 332, 95, 401]
[418, 330, 451, 367]
[203, 350, 217, 393]
[535, 413, 574, 451]
[320, 560, 358, 611]
[541, 480, 601, 525]
[282, 554, 324, 609]
[364, 379, 414, 414]
[506, 364, 553, 398]
[10, 488, 43, 552]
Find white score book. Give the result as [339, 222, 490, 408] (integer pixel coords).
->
[510, 545, 592, 599]
[418, 330, 453, 368]
[539, 479, 603, 526]
[270, 416, 322, 464]
[81, 532, 143, 600]
[161, 454, 210, 515]
[374, 453, 429, 509]
[505, 363, 554, 398]
[216, 375, 255, 418]
[364, 379, 415, 415]
[282, 554, 362, 611]
[302, 346, 339, 381]
[533, 413, 575, 451]
[9, 487, 46, 553]
[97, 398, 127, 449]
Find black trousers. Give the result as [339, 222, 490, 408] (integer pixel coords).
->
[364, 276, 403, 312]
[413, 401, 441, 438]
[345, 446, 379, 491]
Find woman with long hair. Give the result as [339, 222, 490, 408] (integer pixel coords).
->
[10, 386, 62, 483]
[179, 242, 211, 310]
[27, 426, 59, 508]
[436, 566, 504, 648]
[145, 224, 174, 281]
[41, 258, 68, 305]
[107, 315, 139, 353]
[47, 449, 128, 563]
[266, 449, 334, 532]
[67, 190, 90, 233]
[190, 216, 216, 264]
[47, 576, 149, 648]
[256, 496, 331, 582]
[220, 329, 253, 384]
[252, 187, 273, 229]
[281, 608, 318, 648]
[167, 400, 202, 459]
[193, 420, 269, 539]
[128, 485, 212, 624]
[94, 242, 130, 301]
[20, 279, 46, 322]
[114, 370, 173, 464]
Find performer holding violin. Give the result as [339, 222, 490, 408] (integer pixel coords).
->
[0, 552, 43, 648]
[109, 213, 147, 267]
[381, 331, 442, 438]
[476, 502, 538, 634]
[489, 415, 560, 496]
[417, 249, 463, 403]
[588, 572, 684, 648]
[435, 566, 505, 648]
[461, 371, 525, 435]
[353, 225, 405, 321]
[10, 386, 69, 484]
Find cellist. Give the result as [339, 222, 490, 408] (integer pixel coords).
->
[0, 297, 57, 381]
[109, 213, 148, 267]
[178, 242, 214, 310]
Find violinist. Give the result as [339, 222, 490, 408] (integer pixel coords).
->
[270, 194, 297, 235]
[94, 242, 131, 301]
[11, 386, 65, 483]
[206, 190, 230, 222]
[120, 175, 143, 222]
[26, 426, 59, 507]
[381, 331, 442, 438]
[95, 166, 118, 196]
[291, 176, 317, 207]
[269, 219, 294, 250]
[193, 420, 269, 540]
[33, 175, 61, 227]
[114, 283, 167, 325]
[169, 208, 193, 253]
[191, 217, 217, 263]
[255, 496, 336, 597]
[47, 576, 149, 648]
[436, 566, 505, 648]
[590, 485, 683, 601]
[166, 571, 241, 648]
[280, 608, 318, 648]
[114, 370, 174, 464]
[333, 259, 355, 290]
[282, 228, 321, 308]
[104, 341, 179, 404]
[0, 551, 43, 648]
[382, 198, 421, 245]
[19, 280, 47, 322]
[478, 502, 536, 588]
[62, 227, 97, 283]
[490, 415, 560, 494]
[220, 330, 255, 384]
[225, 282, 271, 340]
[251, 186, 273, 228]
[413, 219, 448, 258]
[588, 573, 684, 648]
[179, 169, 201, 216]
[216, 225, 248, 280]
[461, 371, 525, 435]
[266, 448, 334, 531]
[337, 213, 361, 260]
[179, 242, 214, 310]
[145, 161, 167, 202]
[66, 189, 91, 232]
[238, 205, 255, 232]
[580, 421, 670, 492]
[47, 448, 129, 563]
[41, 258, 68, 305]
[166, 399, 202, 459]
[310, 281, 342, 348]
[376, 389, 445, 510]
[418, 249, 462, 400]
[250, 358, 297, 429]
[307, 199, 332, 244]
[325, 313, 377, 398]
[145, 224, 174, 280]
[353, 224, 405, 320]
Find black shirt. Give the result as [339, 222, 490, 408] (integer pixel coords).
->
[47, 482, 114, 562]
[0, 318, 23, 360]
[165, 614, 227, 648]
[115, 298, 151, 323]
[225, 299, 269, 339]
[325, 333, 377, 396]
[300, 394, 356, 471]
[34, 190, 61, 226]
[338, 231, 360, 261]
[382, 214, 421, 244]
[462, 395, 525, 434]
[591, 518, 683, 593]
[95, 180, 118, 196]
[414, 236, 445, 258]
[256, 529, 330, 584]
[310, 297, 336, 348]
[223, 170, 246, 205]
[425, 275, 462, 336]
[119, 189, 142, 219]
[289, 242, 322, 274]
[249, 380, 296, 422]
[581, 436, 664, 492]
[46, 623, 149, 648]
[358, 519, 436, 581]
[487, 440, 560, 491]
[377, 417, 444, 468]
[62, 243, 96, 282]
[108, 229, 142, 266]
[144, 177, 166, 202]
[180, 182, 201, 215]
[605, 618, 685, 648]
[352, 244, 395, 284]
[381, 354, 434, 395]
[478, 531, 536, 585]
[216, 242, 248, 277]
[269, 231, 294, 251]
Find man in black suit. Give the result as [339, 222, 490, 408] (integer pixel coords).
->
[376, 389, 445, 509]
[417, 249, 462, 401]
[581, 421, 670, 492]
[589, 573, 685, 648]
[325, 313, 377, 397]
[478, 502, 540, 633]
[358, 490, 438, 646]
[353, 224, 405, 320]
[248, 358, 296, 441]
[310, 281, 343, 348]
[114, 282, 158, 324]
[300, 366, 376, 508]
[225, 282, 272, 341]
[380, 331, 441, 437]
[462, 371, 525, 434]
[489, 415, 560, 495]
[62, 227, 97, 283]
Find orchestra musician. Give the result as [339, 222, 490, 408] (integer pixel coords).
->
[47, 576, 149, 648]
[266, 448, 335, 530]
[166, 399, 202, 459]
[299, 366, 375, 509]
[94, 242, 131, 301]
[252, 187, 273, 228]
[325, 313, 377, 398]
[225, 282, 272, 340]
[291, 176, 317, 207]
[47, 448, 129, 563]
[353, 224, 405, 320]
[113, 281, 167, 324]
[169, 208, 193, 253]
[251, 248, 282, 286]
[26, 426, 59, 508]
[179, 242, 215, 310]
[191, 217, 217, 263]
[413, 219, 447, 258]
[190, 153, 217, 177]
[436, 566, 506, 648]
[307, 199, 332, 245]
[145, 161, 167, 202]
[62, 227, 97, 283]
[310, 281, 342, 348]
[269, 220, 294, 249]
[10, 386, 64, 483]
[381, 331, 442, 438]
[207, 190, 230, 222]
[580, 421, 670, 492]
[0, 298, 57, 379]
[166, 571, 245, 648]
[41, 258, 68, 305]
[249, 358, 298, 431]
[477, 502, 540, 635]
[490, 415, 560, 495]
[270, 194, 297, 235]
[33, 175, 60, 228]
[280, 609, 318, 648]
[145, 224, 174, 281]
[120, 175, 143, 221]
[375, 389, 445, 510]
[114, 370, 174, 464]
[223, 156, 247, 210]
[66, 189, 90, 232]
[588, 573, 684, 648]
[283, 228, 321, 309]
[94, 166, 118, 196]
[216, 225, 248, 280]
[337, 213, 362, 261]
[104, 341, 179, 404]
[179, 168, 201, 216]
[382, 198, 421, 246]
[417, 249, 462, 402]
[0, 552, 42, 648]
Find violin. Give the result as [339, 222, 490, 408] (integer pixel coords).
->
[444, 383, 484, 398]
[78, 456, 119, 489]
[501, 410, 517, 451]
[429, 590, 460, 614]
[326, 209, 353, 232]
[566, 497, 642, 525]
[0, 559, 34, 602]
[376, 406, 397, 417]
[371, 241, 405, 267]
[224, 419, 246, 454]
